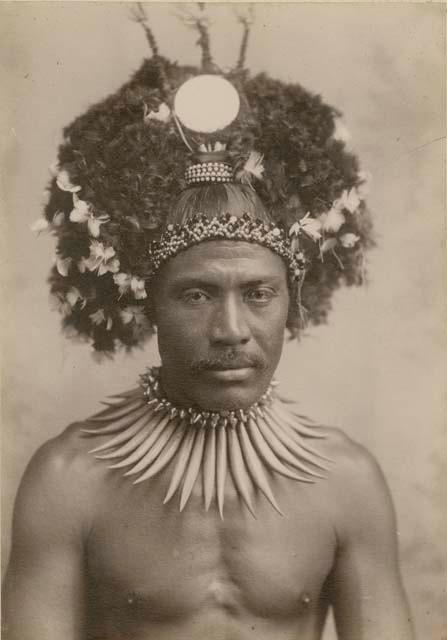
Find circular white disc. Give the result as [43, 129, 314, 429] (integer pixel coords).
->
[174, 75, 240, 133]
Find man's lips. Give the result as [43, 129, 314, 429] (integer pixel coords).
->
[203, 367, 255, 382]
[206, 363, 255, 371]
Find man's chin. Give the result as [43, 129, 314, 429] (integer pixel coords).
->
[191, 375, 266, 411]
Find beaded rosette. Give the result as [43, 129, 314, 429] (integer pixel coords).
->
[185, 162, 233, 184]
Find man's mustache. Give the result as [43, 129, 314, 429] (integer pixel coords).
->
[190, 352, 266, 373]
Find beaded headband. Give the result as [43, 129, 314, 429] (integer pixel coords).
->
[149, 213, 305, 281]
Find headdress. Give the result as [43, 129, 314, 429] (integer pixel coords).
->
[32, 4, 373, 355]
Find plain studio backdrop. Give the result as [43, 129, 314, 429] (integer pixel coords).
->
[1, 3, 445, 638]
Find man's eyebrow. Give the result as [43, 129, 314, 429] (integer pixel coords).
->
[169, 274, 285, 289]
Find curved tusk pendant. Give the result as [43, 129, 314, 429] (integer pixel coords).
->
[88, 397, 147, 422]
[202, 427, 216, 511]
[82, 404, 152, 436]
[255, 415, 326, 479]
[163, 428, 196, 504]
[267, 411, 327, 471]
[88, 409, 154, 454]
[180, 427, 206, 512]
[97, 421, 156, 461]
[110, 414, 175, 470]
[271, 403, 327, 439]
[246, 418, 313, 483]
[132, 424, 186, 484]
[238, 421, 283, 515]
[216, 425, 227, 519]
[228, 425, 257, 519]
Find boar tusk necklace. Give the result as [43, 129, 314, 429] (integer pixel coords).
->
[82, 367, 331, 518]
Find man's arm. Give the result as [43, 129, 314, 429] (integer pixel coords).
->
[2, 431, 90, 640]
[327, 437, 414, 640]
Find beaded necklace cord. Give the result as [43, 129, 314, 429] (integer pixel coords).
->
[82, 367, 331, 518]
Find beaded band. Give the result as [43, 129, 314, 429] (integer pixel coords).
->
[149, 213, 306, 281]
[185, 162, 234, 185]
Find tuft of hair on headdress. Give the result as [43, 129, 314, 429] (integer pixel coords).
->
[34, 5, 374, 356]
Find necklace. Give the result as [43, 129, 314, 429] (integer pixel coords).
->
[82, 367, 330, 517]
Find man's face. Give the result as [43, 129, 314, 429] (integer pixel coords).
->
[153, 241, 289, 411]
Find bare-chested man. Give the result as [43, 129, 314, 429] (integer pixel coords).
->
[3, 13, 413, 639]
[3, 240, 414, 639]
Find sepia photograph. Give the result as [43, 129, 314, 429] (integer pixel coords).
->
[1, 2, 445, 639]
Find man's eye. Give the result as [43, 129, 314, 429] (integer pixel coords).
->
[182, 290, 209, 304]
[245, 288, 276, 303]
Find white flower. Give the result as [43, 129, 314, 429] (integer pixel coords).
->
[79, 241, 120, 276]
[52, 211, 65, 226]
[243, 151, 264, 180]
[289, 213, 322, 242]
[31, 211, 65, 235]
[340, 233, 360, 248]
[320, 238, 338, 255]
[56, 169, 81, 193]
[69, 195, 109, 238]
[66, 287, 86, 309]
[333, 118, 351, 143]
[236, 151, 264, 185]
[89, 309, 106, 325]
[335, 188, 361, 214]
[113, 272, 147, 300]
[55, 255, 72, 277]
[30, 218, 49, 234]
[321, 206, 345, 233]
[144, 102, 171, 123]
[120, 306, 149, 326]
[89, 309, 112, 330]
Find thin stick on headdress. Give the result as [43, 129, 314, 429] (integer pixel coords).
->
[235, 6, 254, 71]
[196, 4, 213, 71]
[129, 2, 159, 57]
[176, 3, 215, 72]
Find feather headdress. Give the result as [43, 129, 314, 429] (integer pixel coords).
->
[34, 4, 373, 354]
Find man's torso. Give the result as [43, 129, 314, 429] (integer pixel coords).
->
[66, 421, 342, 640]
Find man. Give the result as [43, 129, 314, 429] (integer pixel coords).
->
[3, 10, 414, 639]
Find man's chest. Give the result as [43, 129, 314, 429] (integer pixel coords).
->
[86, 473, 336, 621]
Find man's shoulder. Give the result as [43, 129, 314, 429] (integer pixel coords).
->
[23, 422, 102, 496]
[11, 423, 104, 542]
[318, 425, 379, 471]
[316, 425, 385, 492]
[313, 426, 395, 539]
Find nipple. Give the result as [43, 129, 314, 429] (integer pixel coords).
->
[299, 591, 312, 609]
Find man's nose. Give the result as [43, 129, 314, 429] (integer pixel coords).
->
[209, 296, 251, 346]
